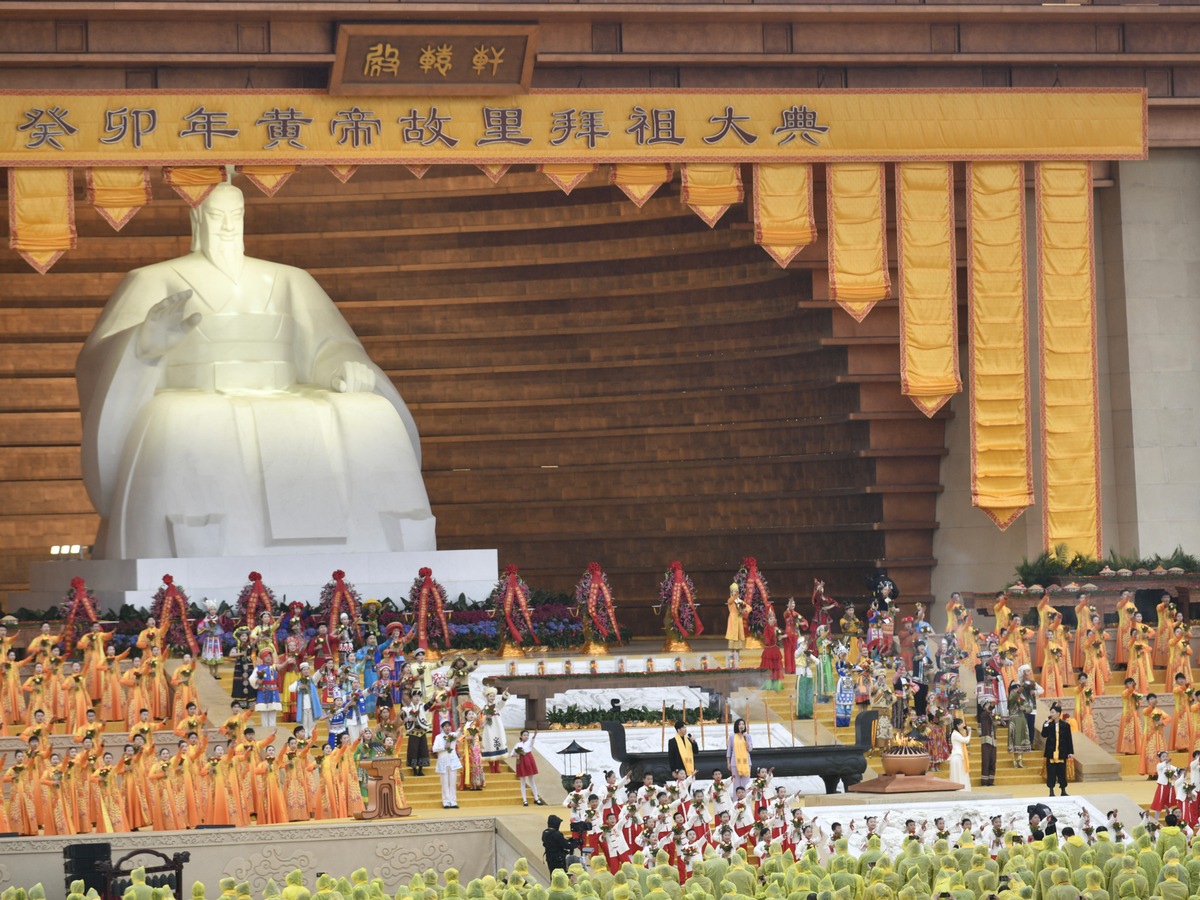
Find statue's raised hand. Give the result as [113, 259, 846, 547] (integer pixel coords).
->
[332, 360, 376, 393]
[136, 290, 200, 360]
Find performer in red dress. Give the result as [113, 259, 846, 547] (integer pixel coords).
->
[782, 598, 806, 676]
[811, 580, 839, 636]
[758, 608, 784, 690]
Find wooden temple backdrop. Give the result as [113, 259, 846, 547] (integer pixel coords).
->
[0, 2, 1191, 629]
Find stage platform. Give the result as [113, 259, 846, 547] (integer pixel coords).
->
[11, 548, 498, 612]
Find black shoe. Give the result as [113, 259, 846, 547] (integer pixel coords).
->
[523, 801, 528, 806]
[1049, 791, 1055, 797]
[452, 804, 459, 808]
[535, 798, 546, 806]
[1060, 790, 1069, 796]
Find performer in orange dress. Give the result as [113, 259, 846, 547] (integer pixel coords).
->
[97, 645, 130, 723]
[1173, 673, 1195, 752]
[146, 747, 183, 831]
[170, 654, 199, 724]
[75, 622, 111, 702]
[1083, 613, 1111, 696]
[1072, 594, 1092, 671]
[254, 745, 290, 825]
[1041, 618, 1067, 697]
[1127, 619, 1157, 694]
[120, 662, 152, 730]
[61, 663, 92, 734]
[1167, 625, 1194, 687]
[3, 749, 38, 835]
[1074, 674, 1097, 741]
[143, 646, 171, 721]
[89, 751, 126, 833]
[1154, 594, 1174, 668]
[1117, 677, 1143, 755]
[1034, 594, 1051, 669]
[1141, 693, 1172, 777]
[1115, 592, 1137, 666]
[0, 650, 29, 726]
[21, 662, 53, 728]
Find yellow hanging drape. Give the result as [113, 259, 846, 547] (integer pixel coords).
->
[237, 164, 298, 197]
[827, 162, 891, 321]
[896, 162, 960, 417]
[85, 167, 151, 231]
[1037, 161, 1102, 558]
[477, 163, 511, 183]
[610, 163, 673, 207]
[162, 166, 225, 207]
[967, 162, 1033, 530]
[8, 167, 76, 274]
[752, 164, 816, 267]
[680, 163, 743, 227]
[538, 163, 597, 195]
[327, 165, 358, 183]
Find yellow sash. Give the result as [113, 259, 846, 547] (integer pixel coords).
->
[733, 734, 751, 777]
[675, 735, 695, 775]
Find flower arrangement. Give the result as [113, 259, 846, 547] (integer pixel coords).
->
[659, 561, 703, 640]
[317, 569, 362, 638]
[487, 565, 540, 645]
[408, 567, 451, 649]
[58, 576, 100, 654]
[149, 574, 199, 655]
[736, 557, 771, 637]
[574, 562, 620, 643]
[235, 571, 276, 627]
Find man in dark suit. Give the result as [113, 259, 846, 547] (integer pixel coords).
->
[667, 720, 701, 777]
[1041, 702, 1075, 797]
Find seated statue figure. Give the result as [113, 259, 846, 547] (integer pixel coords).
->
[77, 182, 436, 559]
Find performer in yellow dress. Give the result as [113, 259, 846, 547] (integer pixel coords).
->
[1041, 619, 1067, 697]
[1115, 591, 1137, 667]
[992, 592, 1015, 636]
[1141, 695, 1172, 777]
[1154, 594, 1174, 668]
[840, 606, 862, 665]
[1083, 613, 1111, 696]
[1072, 595, 1092, 671]
[1074, 674, 1097, 741]
[725, 583, 748, 665]
[1127, 619, 1157, 694]
[1116, 678, 1142, 754]
[1173, 673, 1195, 752]
[1167, 625, 1193, 687]
[1034, 594, 1051, 669]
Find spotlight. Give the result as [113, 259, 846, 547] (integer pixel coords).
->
[50, 545, 60, 555]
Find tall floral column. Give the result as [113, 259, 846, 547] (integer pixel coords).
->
[736, 556, 770, 650]
[488, 565, 540, 658]
[574, 562, 622, 655]
[408, 566, 452, 660]
[658, 561, 703, 652]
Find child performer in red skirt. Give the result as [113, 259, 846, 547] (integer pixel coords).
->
[758, 608, 785, 691]
[509, 729, 545, 806]
[1152, 750, 1176, 818]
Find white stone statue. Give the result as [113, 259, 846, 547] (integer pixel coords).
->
[76, 182, 436, 559]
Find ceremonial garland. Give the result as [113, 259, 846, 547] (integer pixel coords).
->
[659, 561, 703, 640]
[408, 567, 451, 649]
[318, 569, 363, 639]
[574, 562, 620, 643]
[58, 576, 100, 654]
[149, 574, 199, 655]
[487, 564, 540, 644]
[235, 571, 276, 626]
[736, 556, 771, 637]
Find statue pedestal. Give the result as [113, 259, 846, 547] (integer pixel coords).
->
[12, 548, 498, 612]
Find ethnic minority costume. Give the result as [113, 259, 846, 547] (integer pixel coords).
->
[404, 700, 432, 773]
[834, 657, 854, 727]
[794, 647, 815, 718]
[249, 656, 283, 728]
[480, 693, 508, 767]
[758, 619, 784, 689]
[289, 674, 325, 734]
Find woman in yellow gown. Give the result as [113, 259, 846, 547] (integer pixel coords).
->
[97, 646, 130, 723]
[1154, 594, 1174, 668]
[1140, 696, 1171, 776]
[1166, 625, 1193, 687]
[0, 650, 29, 726]
[21, 663, 52, 726]
[89, 752, 126, 833]
[1073, 596, 1092, 670]
[170, 655, 198, 723]
[1127, 620, 1156, 694]
[1074, 673, 1097, 740]
[1083, 613, 1111, 696]
[992, 592, 1015, 636]
[1041, 620, 1067, 697]
[1115, 592, 1137, 666]
[1172, 672, 1194, 752]
[1034, 594, 1051, 669]
[120, 660, 152, 730]
[840, 606, 862, 665]
[143, 646, 171, 721]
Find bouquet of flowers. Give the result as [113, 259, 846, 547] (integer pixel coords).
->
[59, 576, 100, 654]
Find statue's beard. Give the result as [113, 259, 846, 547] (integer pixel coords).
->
[205, 238, 245, 279]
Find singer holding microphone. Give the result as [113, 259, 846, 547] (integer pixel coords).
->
[433, 719, 462, 808]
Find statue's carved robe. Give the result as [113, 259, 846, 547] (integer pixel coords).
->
[77, 251, 435, 558]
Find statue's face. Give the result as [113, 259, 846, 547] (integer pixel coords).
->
[198, 187, 246, 261]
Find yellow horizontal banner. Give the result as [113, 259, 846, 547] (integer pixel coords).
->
[0, 89, 1146, 166]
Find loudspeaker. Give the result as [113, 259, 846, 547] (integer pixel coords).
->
[63, 842, 111, 896]
[0, 832, 18, 838]
[195, 824, 235, 830]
